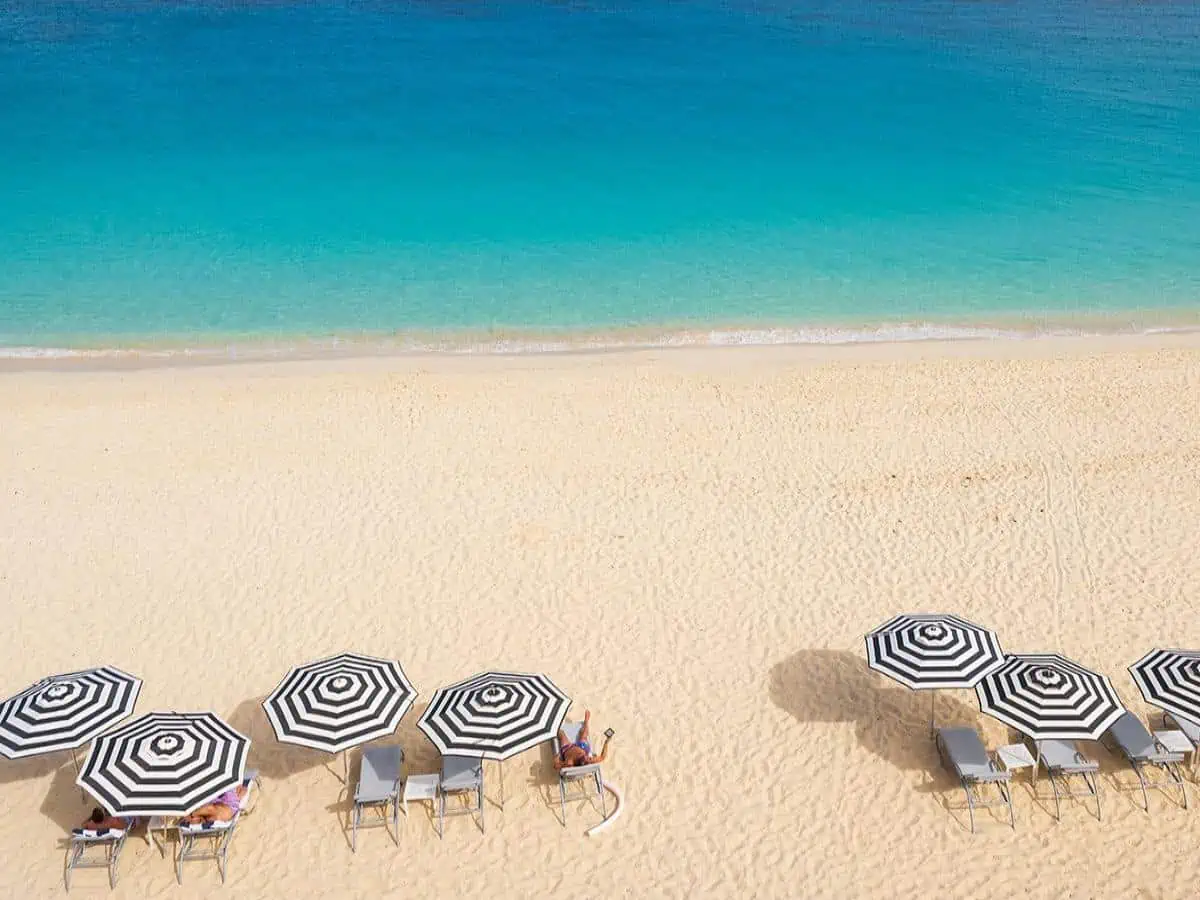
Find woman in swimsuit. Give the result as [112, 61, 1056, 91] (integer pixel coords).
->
[179, 783, 247, 826]
[554, 709, 611, 770]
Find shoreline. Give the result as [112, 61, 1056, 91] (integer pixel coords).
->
[3, 310, 1199, 373]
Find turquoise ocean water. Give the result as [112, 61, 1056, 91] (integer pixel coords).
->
[1, 0, 1198, 354]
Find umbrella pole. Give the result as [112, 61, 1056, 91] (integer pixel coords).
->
[72, 748, 85, 803]
[343, 749, 348, 784]
[929, 691, 936, 738]
[499, 759, 504, 811]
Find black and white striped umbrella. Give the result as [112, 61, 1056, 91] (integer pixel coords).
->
[77, 711, 249, 817]
[866, 614, 1005, 690]
[0, 667, 142, 760]
[976, 654, 1125, 741]
[418, 671, 570, 760]
[1129, 649, 1200, 727]
[263, 653, 416, 754]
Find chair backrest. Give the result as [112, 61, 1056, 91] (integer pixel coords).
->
[1038, 739, 1092, 770]
[937, 728, 990, 775]
[1108, 712, 1156, 759]
[560, 721, 583, 745]
[360, 747, 403, 792]
[440, 754, 483, 790]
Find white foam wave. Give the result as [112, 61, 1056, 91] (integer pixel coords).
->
[0, 320, 1193, 361]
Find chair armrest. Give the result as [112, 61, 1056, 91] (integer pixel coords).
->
[561, 762, 602, 778]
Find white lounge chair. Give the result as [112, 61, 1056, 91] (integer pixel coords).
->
[1034, 739, 1101, 820]
[353, 745, 403, 851]
[553, 721, 606, 826]
[935, 727, 1014, 833]
[174, 770, 260, 884]
[1103, 713, 1187, 812]
[64, 821, 132, 891]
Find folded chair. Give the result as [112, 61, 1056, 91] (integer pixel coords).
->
[1035, 739, 1101, 820]
[935, 727, 1014, 833]
[1103, 713, 1187, 812]
[65, 821, 132, 891]
[553, 721, 606, 826]
[353, 745, 403, 851]
[439, 755, 484, 837]
[175, 769, 260, 884]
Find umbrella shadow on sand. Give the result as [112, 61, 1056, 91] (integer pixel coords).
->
[0, 752, 63, 787]
[226, 697, 345, 783]
[769, 649, 1003, 828]
[39, 760, 91, 832]
[768, 649, 985, 771]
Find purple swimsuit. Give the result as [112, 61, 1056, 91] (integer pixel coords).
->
[215, 789, 241, 813]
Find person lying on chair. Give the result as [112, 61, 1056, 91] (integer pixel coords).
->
[76, 807, 129, 834]
[178, 783, 247, 826]
[554, 710, 612, 770]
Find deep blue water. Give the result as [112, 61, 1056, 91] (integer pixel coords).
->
[1, 0, 1198, 348]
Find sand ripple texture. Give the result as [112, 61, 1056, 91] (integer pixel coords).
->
[1, 335, 1199, 899]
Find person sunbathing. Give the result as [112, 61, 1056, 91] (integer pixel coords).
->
[77, 807, 128, 833]
[554, 710, 612, 770]
[179, 783, 247, 826]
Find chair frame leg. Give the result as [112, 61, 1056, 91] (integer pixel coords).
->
[1048, 772, 1062, 821]
[64, 843, 82, 892]
[1167, 762, 1188, 809]
[1133, 762, 1151, 811]
[1087, 771, 1102, 821]
[109, 835, 124, 889]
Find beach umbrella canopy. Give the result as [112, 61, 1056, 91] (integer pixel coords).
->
[0, 667, 142, 760]
[77, 711, 249, 817]
[1129, 649, 1200, 727]
[866, 614, 1005, 690]
[263, 652, 416, 754]
[976, 653, 1125, 741]
[418, 671, 570, 760]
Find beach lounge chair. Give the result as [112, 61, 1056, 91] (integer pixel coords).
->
[174, 769, 260, 884]
[439, 755, 484, 837]
[935, 727, 1014, 833]
[553, 720, 606, 826]
[64, 820, 132, 891]
[1034, 739, 1101, 821]
[1103, 713, 1187, 812]
[352, 745, 403, 851]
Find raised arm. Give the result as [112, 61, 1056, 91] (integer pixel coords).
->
[586, 736, 612, 765]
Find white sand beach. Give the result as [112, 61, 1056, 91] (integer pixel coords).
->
[2, 332, 1200, 898]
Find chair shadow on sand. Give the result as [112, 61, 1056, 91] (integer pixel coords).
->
[769, 649, 1009, 830]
